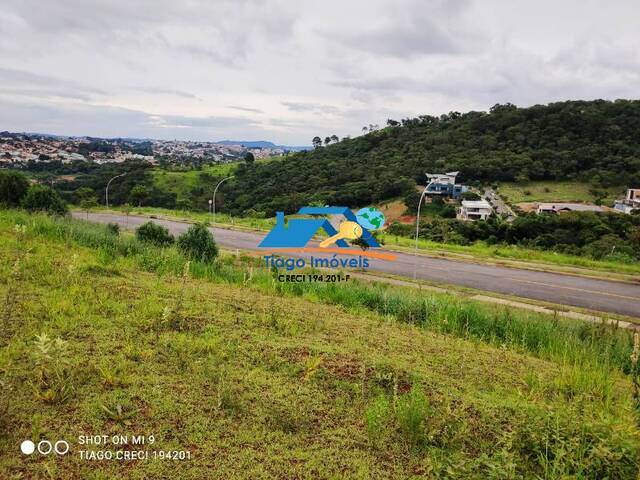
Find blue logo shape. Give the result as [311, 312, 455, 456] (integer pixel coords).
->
[259, 206, 381, 248]
[355, 207, 385, 231]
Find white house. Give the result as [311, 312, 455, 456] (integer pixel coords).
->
[614, 188, 640, 214]
[458, 200, 493, 221]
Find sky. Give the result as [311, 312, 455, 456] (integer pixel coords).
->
[0, 0, 639, 145]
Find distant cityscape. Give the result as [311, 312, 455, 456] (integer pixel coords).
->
[0, 131, 309, 167]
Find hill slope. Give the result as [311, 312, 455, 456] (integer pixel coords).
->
[0, 211, 639, 478]
[221, 100, 640, 215]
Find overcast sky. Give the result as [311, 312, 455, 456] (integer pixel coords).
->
[0, 0, 638, 144]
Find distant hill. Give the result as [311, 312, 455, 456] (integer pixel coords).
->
[217, 140, 310, 151]
[220, 100, 640, 216]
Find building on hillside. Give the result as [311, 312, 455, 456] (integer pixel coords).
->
[614, 189, 640, 214]
[424, 172, 468, 199]
[458, 199, 493, 221]
[536, 203, 605, 214]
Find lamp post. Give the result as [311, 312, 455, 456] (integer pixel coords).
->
[211, 175, 234, 227]
[105, 172, 126, 208]
[413, 182, 433, 280]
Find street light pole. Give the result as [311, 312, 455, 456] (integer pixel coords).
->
[211, 175, 234, 227]
[105, 172, 126, 208]
[413, 182, 432, 280]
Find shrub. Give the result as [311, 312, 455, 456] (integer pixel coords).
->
[22, 185, 68, 215]
[177, 223, 218, 263]
[460, 191, 481, 201]
[107, 223, 120, 236]
[387, 221, 414, 236]
[0, 170, 29, 206]
[32, 333, 75, 404]
[136, 221, 174, 246]
[582, 234, 631, 260]
[439, 205, 457, 218]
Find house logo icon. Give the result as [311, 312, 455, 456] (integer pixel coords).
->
[259, 206, 383, 249]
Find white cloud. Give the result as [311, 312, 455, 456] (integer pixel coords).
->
[0, 0, 638, 144]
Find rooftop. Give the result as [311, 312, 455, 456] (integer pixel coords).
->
[461, 200, 492, 209]
[538, 203, 605, 212]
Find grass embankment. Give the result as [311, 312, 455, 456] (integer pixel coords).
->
[150, 164, 239, 206]
[2, 211, 639, 478]
[497, 181, 624, 205]
[380, 233, 640, 277]
[151, 159, 280, 203]
[97, 205, 275, 231]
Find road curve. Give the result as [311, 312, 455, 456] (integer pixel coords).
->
[74, 212, 640, 318]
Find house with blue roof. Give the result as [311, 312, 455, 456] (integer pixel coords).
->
[425, 172, 469, 199]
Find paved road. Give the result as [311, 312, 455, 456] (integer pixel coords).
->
[75, 212, 640, 318]
[485, 188, 516, 220]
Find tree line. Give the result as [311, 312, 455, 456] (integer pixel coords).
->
[387, 211, 640, 262]
[218, 99, 640, 216]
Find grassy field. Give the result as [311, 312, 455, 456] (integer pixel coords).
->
[496, 181, 624, 205]
[1, 210, 640, 479]
[150, 163, 239, 201]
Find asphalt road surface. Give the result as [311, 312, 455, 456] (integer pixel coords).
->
[74, 212, 640, 318]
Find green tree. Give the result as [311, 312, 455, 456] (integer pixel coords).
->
[460, 191, 482, 201]
[22, 185, 68, 215]
[122, 203, 132, 229]
[244, 152, 255, 164]
[75, 186, 97, 211]
[589, 188, 607, 206]
[0, 170, 29, 207]
[136, 222, 174, 246]
[129, 185, 149, 207]
[403, 189, 423, 215]
[177, 223, 218, 263]
[312, 136, 322, 149]
[78, 190, 98, 219]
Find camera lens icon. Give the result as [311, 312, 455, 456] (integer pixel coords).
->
[21, 439, 69, 456]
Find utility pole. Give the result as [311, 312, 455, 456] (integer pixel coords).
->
[413, 182, 433, 280]
[212, 175, 234, 226]
[105, 172, 126, 208]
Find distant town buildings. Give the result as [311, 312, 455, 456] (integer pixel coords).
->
[425, 172, 469, 199]
[458, 199, 493, 220]
[614, 189, 640, 214]
[0, 132, 286, 168]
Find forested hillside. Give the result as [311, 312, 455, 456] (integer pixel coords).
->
[223, 100, 640, 216]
